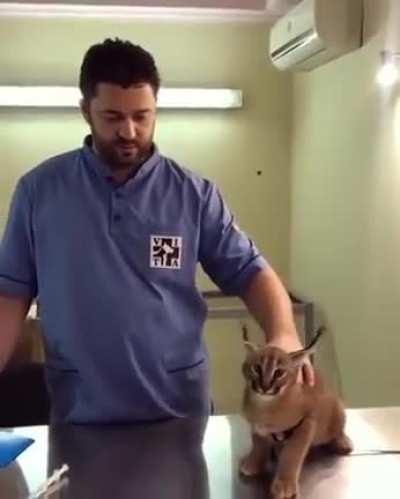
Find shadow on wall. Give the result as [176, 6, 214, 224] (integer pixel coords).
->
[313, 306, 343, 400]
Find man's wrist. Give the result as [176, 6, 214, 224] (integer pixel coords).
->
[264, 331, 303, 352]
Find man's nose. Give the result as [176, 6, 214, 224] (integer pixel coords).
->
[118, 119, 136, 141]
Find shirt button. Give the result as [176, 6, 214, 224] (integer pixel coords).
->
[114, 214, 122, 222]
[114, 192, 123, 199]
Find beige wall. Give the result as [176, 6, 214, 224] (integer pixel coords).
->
[290, 0, 400, 407]
[8, 3, 399, 413]
[4, 2, 399, 413]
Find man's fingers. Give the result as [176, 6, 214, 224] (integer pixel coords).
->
[302, 363, 315, 386]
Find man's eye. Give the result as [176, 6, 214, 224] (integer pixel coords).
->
[136, 114, 150, 124]
[104, 116, 120, 123]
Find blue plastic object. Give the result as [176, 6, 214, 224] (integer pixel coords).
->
[0, 432, 34, 467]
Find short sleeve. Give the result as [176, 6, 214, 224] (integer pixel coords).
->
[199, 182, 267, 295]
[0, 178, 37, 298]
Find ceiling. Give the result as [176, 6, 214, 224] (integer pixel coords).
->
[0, 0, 302, 22]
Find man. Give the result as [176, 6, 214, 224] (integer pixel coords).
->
[0, 38, 312, 423]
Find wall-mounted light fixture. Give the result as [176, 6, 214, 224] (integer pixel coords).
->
[0, 86, 243, 109]
[377, 50, 400, 87]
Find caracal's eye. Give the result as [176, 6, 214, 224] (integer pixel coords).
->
[250, 364, 263, 383]
[274, 368, 285, 379]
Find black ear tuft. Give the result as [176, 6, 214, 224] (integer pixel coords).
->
[304, 326, 325, 351]
[241, 324, 249, 343]
[289, 325, 326, 365]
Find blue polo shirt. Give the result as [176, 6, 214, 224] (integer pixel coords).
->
[0, 136, 267, 423]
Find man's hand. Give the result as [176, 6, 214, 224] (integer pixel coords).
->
[299, 357, 315, 386]
[239, 267, 315, 386]
[266, 335, 315, 387]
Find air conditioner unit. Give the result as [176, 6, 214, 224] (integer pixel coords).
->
[269, 0, 363, 71]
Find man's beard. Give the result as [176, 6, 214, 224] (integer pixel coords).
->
[91, 130, 153, 172]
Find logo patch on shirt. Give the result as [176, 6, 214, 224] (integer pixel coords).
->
[150, 235, 182, 269]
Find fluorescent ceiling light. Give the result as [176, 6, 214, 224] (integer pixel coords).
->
[0, 3, 269, 23]
[0, 86, 242, 109]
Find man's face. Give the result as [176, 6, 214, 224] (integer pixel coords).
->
[81, 82, 157, 171]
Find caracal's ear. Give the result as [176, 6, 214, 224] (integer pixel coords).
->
[289, 326, 325, 367]
[241, 324, 260, 355]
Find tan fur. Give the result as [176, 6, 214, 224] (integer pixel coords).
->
[239, 332, 352, 499]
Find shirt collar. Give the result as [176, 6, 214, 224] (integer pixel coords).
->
[81, 135, 161, 184]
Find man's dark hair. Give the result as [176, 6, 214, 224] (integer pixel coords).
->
[79, 38, 161, 100]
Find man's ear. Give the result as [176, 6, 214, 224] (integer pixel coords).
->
[80, 98, 90, 124]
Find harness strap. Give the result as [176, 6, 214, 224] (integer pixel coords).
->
[271, 417, 305, 443]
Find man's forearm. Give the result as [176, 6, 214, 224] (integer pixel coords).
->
[0, 294, 31, 371]
[240, 267, 303, 349]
